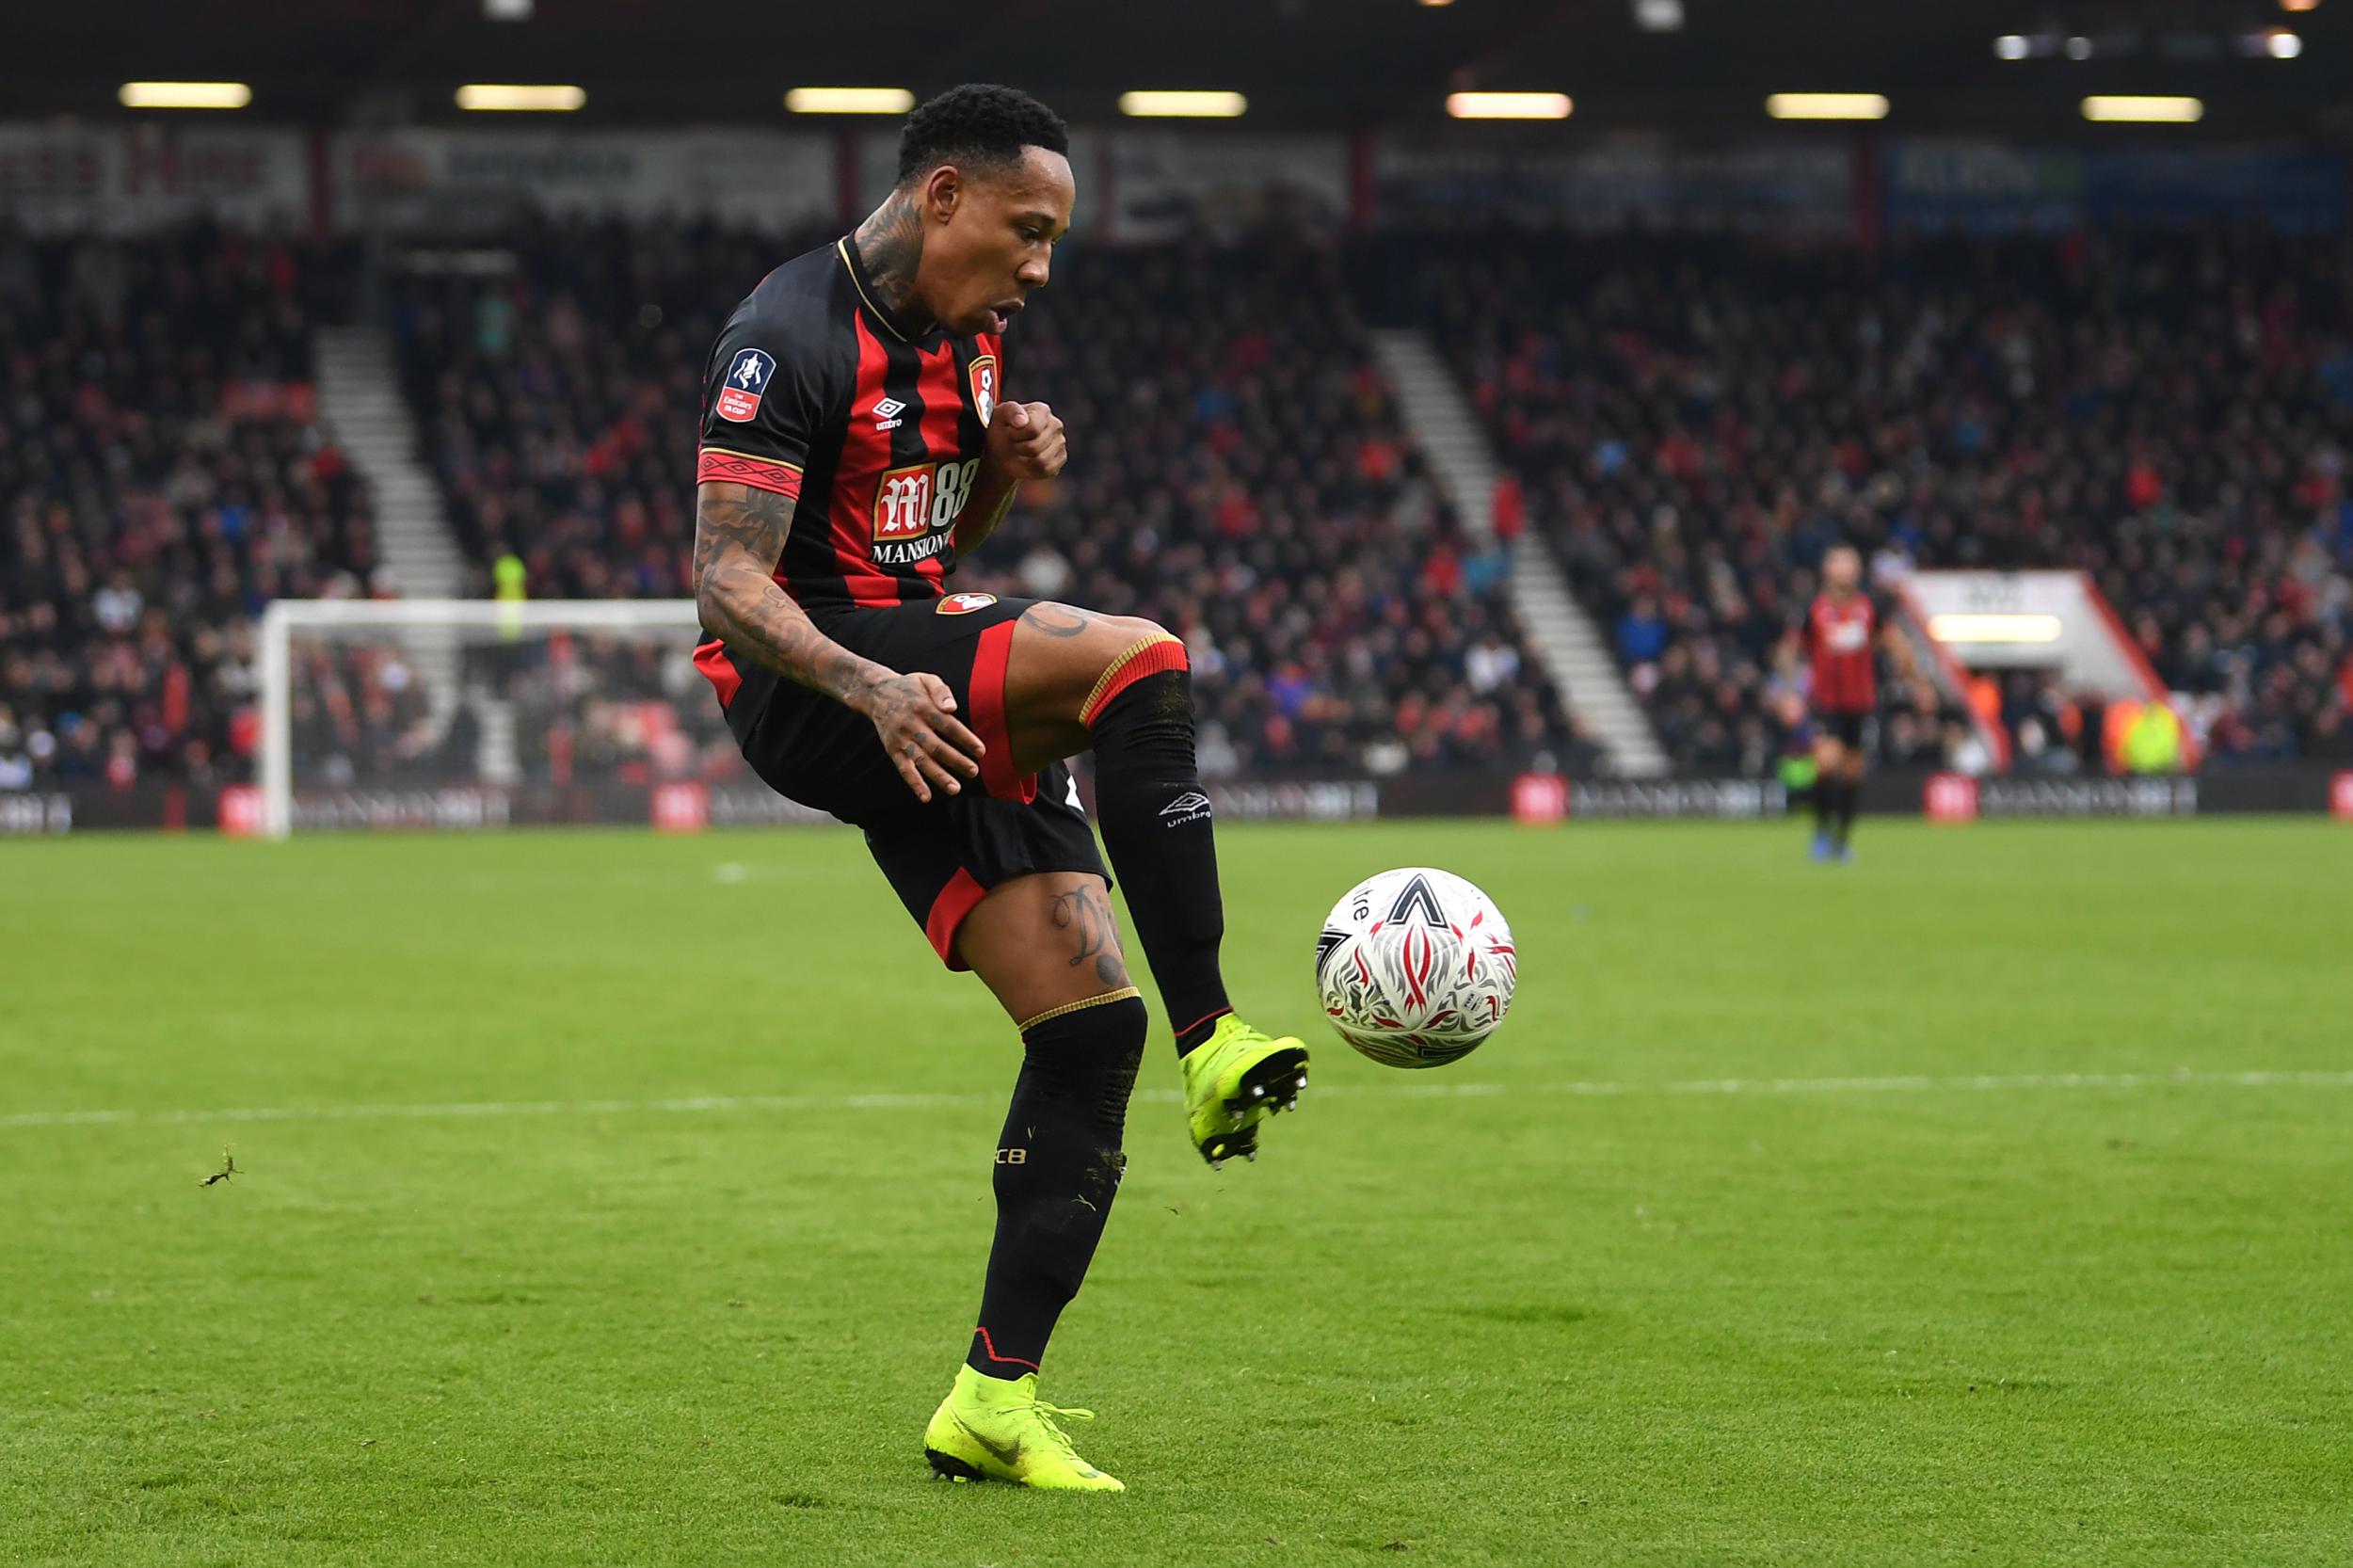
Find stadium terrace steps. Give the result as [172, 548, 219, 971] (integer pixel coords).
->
[1369, 331, 1670, 778]
[314, 327, 517, 780]
[316, 328, 466, 599]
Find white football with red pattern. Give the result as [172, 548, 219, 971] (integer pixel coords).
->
[1316, 867, 1516, 1069]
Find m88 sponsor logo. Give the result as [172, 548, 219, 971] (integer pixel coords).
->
[873, 457, 981, 558]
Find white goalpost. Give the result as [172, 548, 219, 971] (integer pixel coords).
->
[257, 598, 709, 839]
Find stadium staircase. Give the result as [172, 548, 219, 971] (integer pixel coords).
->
[1369, 331, 1670, 777]
[314, 327, 520, 783]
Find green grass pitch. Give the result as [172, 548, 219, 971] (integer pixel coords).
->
[3, 819, 2348, 1567]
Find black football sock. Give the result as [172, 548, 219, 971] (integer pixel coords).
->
[1813, 774, 1838, 838]
[1834, 776, 1862, 848]
[967, 990, 1145, 1380]
[1084, 652, 1232, 1056]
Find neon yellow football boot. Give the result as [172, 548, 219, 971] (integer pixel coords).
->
[1180, 1015, 1310, 1167]
[922, 1366, 1124, 1491]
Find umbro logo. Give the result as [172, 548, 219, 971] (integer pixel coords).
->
[1160, 791, 1211, 826]
[872, 395, 906, 431]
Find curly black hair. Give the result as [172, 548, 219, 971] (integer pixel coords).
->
[896, 84, 1068, 186]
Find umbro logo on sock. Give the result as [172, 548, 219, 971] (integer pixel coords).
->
[1160, 792, 1211, 826]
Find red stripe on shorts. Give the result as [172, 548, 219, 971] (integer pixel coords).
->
[923, 867, 988, 970]
[970, 619, 1038, 804]
[692, 638, 743, 710]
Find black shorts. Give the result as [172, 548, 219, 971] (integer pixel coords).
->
[1816, 709, 1869, 749]
[696, 592, 1108, 970]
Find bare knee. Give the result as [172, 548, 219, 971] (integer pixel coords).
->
[1008, 604, 1186, 759]
[1015, 604, 1170, 683]
[1095, 613, 1171, 648]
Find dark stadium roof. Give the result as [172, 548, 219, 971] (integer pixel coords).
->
[8, 0, 2353, 140]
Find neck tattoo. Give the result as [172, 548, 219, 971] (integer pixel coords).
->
[853, 191, 931, 332]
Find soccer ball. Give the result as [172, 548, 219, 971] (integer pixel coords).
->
[1316, 867, 1516, 1068]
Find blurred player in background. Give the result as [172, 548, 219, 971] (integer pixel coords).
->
[687, 85, 1307, 1492]
[1803, 544, 1917, 861]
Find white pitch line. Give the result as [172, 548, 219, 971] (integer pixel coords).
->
[3, 1069, 2350, 1133]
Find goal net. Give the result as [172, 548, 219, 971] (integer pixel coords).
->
[251, 599, 828, 838]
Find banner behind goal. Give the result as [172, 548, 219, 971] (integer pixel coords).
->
[252, 599, 829, 838]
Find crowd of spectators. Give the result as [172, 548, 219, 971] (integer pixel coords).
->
[0, 222, 374, 791]
[23, 215, 2353, 799]
[283, 640, 436, 786]
[958, 233, 1578, 774]
[1401, 226, 2353, 773]
[277, 626, 744, 797]
[503, 630, 740, 790]
[390, 218, 783, 602]
[391, 218, 1579, 776]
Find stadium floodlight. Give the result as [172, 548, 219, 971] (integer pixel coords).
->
[1765, 93, 1889, 120]
[1445, 91, 1574, 120]
[1994, 34, 2030, 59]
[1118, 91, 1247, 118]
[484, 0, 532, 17]
[456, 84, 584, 111]
[2281, 0, 2318, 12]
[2267, 29, 2304, 56]
[785, 87, 916, 114]
[2081, 94, 2204, 121]
[119, 81, 251, 109]
[2065, 35, 2093, 58]
[1633, 0, 1684, 30]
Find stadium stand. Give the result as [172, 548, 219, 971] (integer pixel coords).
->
[20, 215, 2349, 799]
[1390, 227, 2353, 773]
[0, 222, 372, 790]
[389, 218, 1581, 776]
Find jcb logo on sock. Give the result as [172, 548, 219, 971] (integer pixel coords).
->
[995, 1147, 1027, 1165]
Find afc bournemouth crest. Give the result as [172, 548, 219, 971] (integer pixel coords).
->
[968, 354, 998, 427]
[715, 347, 774, 423]
[936, 592, 998, 616]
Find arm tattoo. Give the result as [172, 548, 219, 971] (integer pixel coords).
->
[1019, 602, 1095, 639]
[853, 189, 928, 330]
[1049, 887, 1130, 988]
[693, 481, 888, 707]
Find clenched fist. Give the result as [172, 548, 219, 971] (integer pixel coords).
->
[985, 399, 1066, 481]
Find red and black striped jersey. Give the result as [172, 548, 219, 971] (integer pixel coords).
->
[1805, 590, 1882, 714]
[695, 236, 1003, 610]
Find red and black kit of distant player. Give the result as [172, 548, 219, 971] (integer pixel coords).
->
[1804, 586, 1888, 747]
